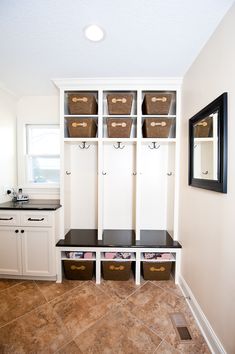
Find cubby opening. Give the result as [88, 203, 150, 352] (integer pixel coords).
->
[64, 142, 98, 235]
[102, 142, 136, 232]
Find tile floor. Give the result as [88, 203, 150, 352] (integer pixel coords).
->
[0, 277, 211, 353]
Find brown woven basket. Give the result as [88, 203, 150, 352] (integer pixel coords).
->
[143, 118, 173, 138]
[142, 93, 172, 115]
[142, 261, 172, 280]
[63, 260, 94, 280]
[107, 118, 132, 138]
[102, 261, 132, 280]
[67, 118, 97, 137]
[194, 116, 213, 138]
[68, 93, 98, 115]
[107, 94, 133, 115]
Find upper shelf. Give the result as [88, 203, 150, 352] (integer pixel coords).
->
[62, 90, 177, 140]
[63, 90, 177, 116]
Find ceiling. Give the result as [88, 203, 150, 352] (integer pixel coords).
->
[0, 0, 234, 97]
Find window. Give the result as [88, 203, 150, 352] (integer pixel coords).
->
[26, 125, 60, 184]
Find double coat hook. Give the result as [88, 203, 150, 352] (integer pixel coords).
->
[79, 141, 90, 149]
[148, 142, 160, 150]
[113, 142, 125, 149]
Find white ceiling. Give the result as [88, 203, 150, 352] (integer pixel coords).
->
[0, 0, 234, 97]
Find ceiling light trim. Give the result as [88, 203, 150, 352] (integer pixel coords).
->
[84, 24, 105, 42]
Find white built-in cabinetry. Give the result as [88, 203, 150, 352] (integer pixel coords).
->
[54, 78, 182, 284]
[0, 210, 57, 279]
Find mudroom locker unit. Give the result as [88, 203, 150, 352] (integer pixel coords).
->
[54, 78, 182, 284]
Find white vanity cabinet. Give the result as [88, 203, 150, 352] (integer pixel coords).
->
[0, 210, 57, 279]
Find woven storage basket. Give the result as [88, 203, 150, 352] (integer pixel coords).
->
[102, 261, 132, 280]
[142, 261, 172, 280]
[63, 260, 94, 280]
[194, 117, 213, 138]
[142, 93, 172, 115]
[107, 118, 132, 138]
[143, 118, 173, 138]
[68, 93, 98, 115]
[67, 118, 97, 137]
[107, 94, 133, 115]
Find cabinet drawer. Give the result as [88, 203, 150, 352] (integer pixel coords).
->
[20, 212, 52, 227]
[0, 212, 19, 226]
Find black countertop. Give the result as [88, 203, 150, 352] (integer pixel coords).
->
[56, 229, 182, 248]
[0, 199, 61, 211]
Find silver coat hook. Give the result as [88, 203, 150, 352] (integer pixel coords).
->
[65, 171, 71, 175]
[79, 141, 90, 149]
[202, 170, 209, 175]
[148, 142, 160, 149]
[102, 171, 107, 175]
[167, 172, 173, 176]
[133, 172, 137, 176]
[113, 142, 125, 149]
[194, 144, 198, 148]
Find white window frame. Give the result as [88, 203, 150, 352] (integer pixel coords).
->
[18, 123, 60, 190]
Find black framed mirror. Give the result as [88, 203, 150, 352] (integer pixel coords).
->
[189, 93, 227, 193]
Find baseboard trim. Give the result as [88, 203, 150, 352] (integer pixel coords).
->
[178, 275, 226, 354]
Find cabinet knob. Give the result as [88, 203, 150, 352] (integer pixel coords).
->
[15, 229, 19, 233]
[21, 230, 24, 233]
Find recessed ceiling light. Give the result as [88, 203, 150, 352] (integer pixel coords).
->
[84, 25, 105, 42]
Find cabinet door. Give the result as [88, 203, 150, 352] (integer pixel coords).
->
[21, 227, 55, 277]
[0, 227, 22, 275]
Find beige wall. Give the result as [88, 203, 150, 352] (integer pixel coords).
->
[180, 4, 235, 354]
[0, 89, 17, 202]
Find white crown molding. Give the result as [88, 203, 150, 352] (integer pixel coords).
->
[52, 77, 183, 91]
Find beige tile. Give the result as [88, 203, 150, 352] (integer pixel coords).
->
[50, 282, 116, 338]
[124, 282, 183, 338]
[75, 307, 162, 354]
[155, 340, 180, 353]
[0, 303, 70, 354]
[0, 281, 46, 326]
[0, 279, 24, 292]
[57, 340, 82, 354]
[35, 279, 84, 302]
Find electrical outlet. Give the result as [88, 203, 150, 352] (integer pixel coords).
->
[3, 186, 13, 195]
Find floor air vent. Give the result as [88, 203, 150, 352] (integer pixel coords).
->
[170, 313, 192, 341]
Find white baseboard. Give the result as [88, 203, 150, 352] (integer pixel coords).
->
[178, 274, 226, 354]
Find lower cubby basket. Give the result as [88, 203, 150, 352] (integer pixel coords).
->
[102, 261, 133, 281]
[63, 260, 95, 280]
[142, 261, 172, 280]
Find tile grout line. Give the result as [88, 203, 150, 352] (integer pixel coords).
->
[53, 338, 77, 354]
[40, 281, 90, 304]
[0, 280, 26, 293]
[48, 281, 125, 349]
[123, 304, 167, 342]
[0, 299, 50, 330]
[0, 280, 48, 329]
[149, 280, 184, 299]
[122, 282, 189, 347]
[94, 278, 148, 302]
[33, 280, 48, 303]
[70, 302, 123, 347]
[0, 280, 87, 330]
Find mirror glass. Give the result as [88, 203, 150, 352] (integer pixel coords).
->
[193, 112, 218, 180]
[189, 93, 227, 193]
